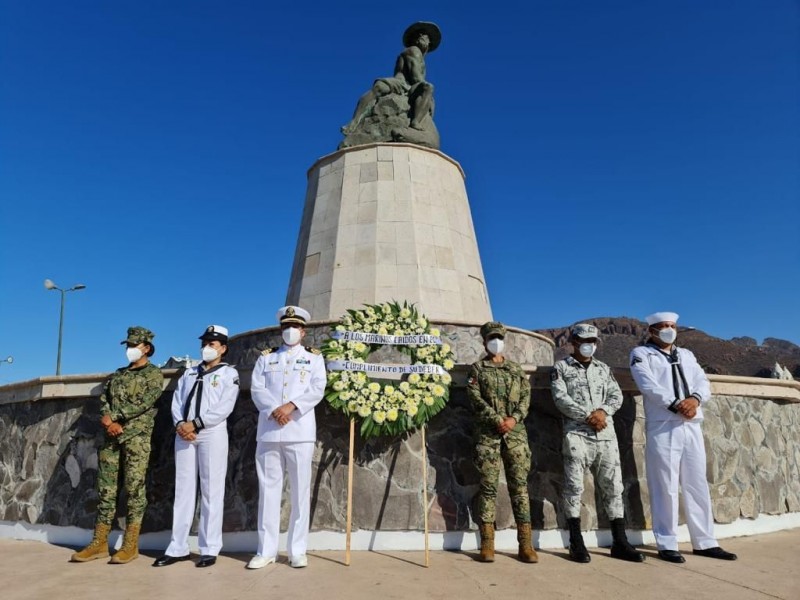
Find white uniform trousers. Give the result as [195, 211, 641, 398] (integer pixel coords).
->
[165, 425, 229, 557]
[645, 420, 717, 551]
[255, 441, 314, 560]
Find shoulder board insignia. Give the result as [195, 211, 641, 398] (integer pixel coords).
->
[630, 356, 642, 366]
[261, 347, 280, 356]
[305, 346, 321, 355]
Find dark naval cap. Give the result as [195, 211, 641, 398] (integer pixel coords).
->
[120, 326, 155, 345]
[199, 325, 229, 344]
[480, 321, 507, 339]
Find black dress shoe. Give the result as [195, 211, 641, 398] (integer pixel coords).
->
[196, 555, 217, 568]
[693, 547, 737, 560]
[153, 554, 191, 567]
[657, 550, 686, 563]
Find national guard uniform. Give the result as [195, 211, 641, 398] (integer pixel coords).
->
[630, 312, 736, 562]
[467, 321, 537, 563]
[156, 325, 240, 568]
[551, 323, 643, 563]
[71, 326, 163, 564]
[247, 306, 326, 570]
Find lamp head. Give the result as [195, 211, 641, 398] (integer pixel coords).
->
[72, 284, 86, 291]
[44, 279, 57, 290]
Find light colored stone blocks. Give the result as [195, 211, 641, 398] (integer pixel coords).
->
[286, 144, 492, 322]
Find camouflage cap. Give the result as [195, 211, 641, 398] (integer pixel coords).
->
[120, 326, 155, 345]
[480, 321, 506, 339]
[571, 323, 599, 339]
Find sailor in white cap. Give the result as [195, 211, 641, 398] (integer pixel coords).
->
[247, 306, 326, 570]
[629, 313, 737, 563]
[551, 323, 644, 563]
[155, 325, 240, 568]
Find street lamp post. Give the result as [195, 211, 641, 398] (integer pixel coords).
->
[44, 279, 86, 376]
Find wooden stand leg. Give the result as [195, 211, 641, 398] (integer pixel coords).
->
[345, 418, 355, 566]
[422, 426, 429, 568]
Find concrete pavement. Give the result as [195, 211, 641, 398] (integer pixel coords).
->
[1, 529, 798, 600]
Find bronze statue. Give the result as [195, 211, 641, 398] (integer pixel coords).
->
[340, 22, 441, 150]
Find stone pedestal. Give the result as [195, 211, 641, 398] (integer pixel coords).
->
[286, 143, 492, 322]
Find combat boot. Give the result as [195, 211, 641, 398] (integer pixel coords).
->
[109, 522, 141, 564]
[478, 523, 495, 562]
[567, 518, 591, 563]
[70, 522, 111, 562]
[516, 522, 539, 563]
[609, 518, 645, 562]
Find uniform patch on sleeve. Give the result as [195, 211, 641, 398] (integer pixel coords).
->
[468, 375, 477, 386]
[630, 356, 642, 366]
[550, 369, 560, 381]
[233, 377, 240, 386]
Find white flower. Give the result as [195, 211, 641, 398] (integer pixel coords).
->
[443, 359, 455, 371]
[335, 325, 346, 332]
[432, 384, 446, 397]
[368, 382, 381, 393]
[441, 373, 452, 384]
[347, 401, 358, 412]
[357, 405, 371, 417]
[400, 308, 411, 318]
[399, 381, 410, 392]
[384, 385, 395, 395]
[408, 373, 421, 385]
[407, 404, 419, 416]
[333, 381, 345, 391]
[442, 343, 451, 354]
[372, 410, 386, 424]
[386, 408, 399, 422]
[423, 395, 435, 406]
[430, 328, 440, 336]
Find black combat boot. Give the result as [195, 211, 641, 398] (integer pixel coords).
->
[567, 518, 590, 563]
[609, 518, 645, 562]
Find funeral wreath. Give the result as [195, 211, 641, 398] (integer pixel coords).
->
[321, 301, 455, 438]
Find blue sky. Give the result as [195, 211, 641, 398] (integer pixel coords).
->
[1, 0, 798, 383]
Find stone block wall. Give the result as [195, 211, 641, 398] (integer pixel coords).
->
[1, 370, 798, 534]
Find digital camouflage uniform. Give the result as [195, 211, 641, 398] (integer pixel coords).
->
[551, 354, 624, 520]
[467, 335, 532, 525]
[96, 328, 163, 525]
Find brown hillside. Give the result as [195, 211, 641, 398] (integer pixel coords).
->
[535, 317, 800, 377]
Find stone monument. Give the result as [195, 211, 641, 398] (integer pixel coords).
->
[286, 22, 494, 325]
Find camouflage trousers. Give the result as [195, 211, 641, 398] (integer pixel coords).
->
[562, 433, 624, 520]
[475, 436, 532, 524]
[95, 433, 152, 525]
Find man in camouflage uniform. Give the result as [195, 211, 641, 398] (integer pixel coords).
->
[467, 321, 537, 564]
[71, 326, 163, 564]
[551, 323, 643, 563]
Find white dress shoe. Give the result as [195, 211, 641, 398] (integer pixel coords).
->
[289, 554, 308, 568]
[247, 555, 276, 569]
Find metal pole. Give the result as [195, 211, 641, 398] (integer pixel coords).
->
[56, 289, 65, 376]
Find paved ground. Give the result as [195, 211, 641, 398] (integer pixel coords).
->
[1, 530, 798, 600]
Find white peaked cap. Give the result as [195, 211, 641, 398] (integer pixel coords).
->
[276, 305, 311, 325]
[645, 312, 679, 326]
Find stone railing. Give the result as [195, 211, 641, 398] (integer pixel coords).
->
[1, 366, 797, 539]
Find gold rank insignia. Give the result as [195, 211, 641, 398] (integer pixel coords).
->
[261, 347, 279, 356]
[305, 346, 321, 355]
[286, 306, 296, 317]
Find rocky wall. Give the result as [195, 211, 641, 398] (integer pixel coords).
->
[2, 373, 798, 534]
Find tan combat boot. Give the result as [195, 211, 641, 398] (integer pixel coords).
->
[71, 522, 112, 562]
[478, 523, 495, 562]
[516, 522, 539, 563]
[109, 522, 141, 564]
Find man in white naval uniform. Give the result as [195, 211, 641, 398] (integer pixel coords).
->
[154, 325, 240, 568]
[247, 306, 326, 570]
[630, 312, 736, 563]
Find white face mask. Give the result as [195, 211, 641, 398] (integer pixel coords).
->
[578, 343, 596, 358]
[282, 327, 302, 346]
[486, 338, 504, 356]
[126, 347, 143, 363]
[202, 345, 219, 363]
[657, 327, 677, 345]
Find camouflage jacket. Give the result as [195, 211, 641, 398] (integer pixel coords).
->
[100, 362, 164, 443]
[550, 355, 622, 440]
[467, 358, 531, 444]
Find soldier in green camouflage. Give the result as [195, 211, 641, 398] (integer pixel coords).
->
[551, 323, 643, 564]
[467, 321, 537, 564]
[71, 326, 163, 565]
